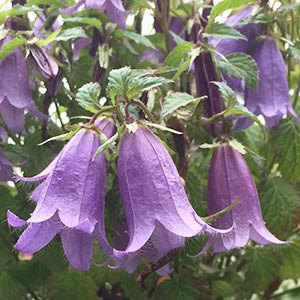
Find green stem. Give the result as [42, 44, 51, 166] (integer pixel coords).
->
[132, 99, 157, 123]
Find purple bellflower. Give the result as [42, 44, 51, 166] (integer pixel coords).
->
[243, 38, 300, 129]
[205, 143, 285, 252]
[111, 223, 185, 275]
[7, 118, 115, 270]
[0, 35, 45, 131]
[115, 124, 229, 257]
[62, 0, 129, 30]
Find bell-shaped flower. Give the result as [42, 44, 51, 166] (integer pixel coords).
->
[111, 223, 185, 275]
[0, 35, 46, 131]
[244, 38, 299, 129]
[115, 124, 229, 255]
[62, 0, 129, 30]
[205, 143, 285, 252]
[7, 118, 115, 270]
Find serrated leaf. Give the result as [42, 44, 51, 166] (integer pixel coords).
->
[154, 275, 200, 300]
[63, 17, 102, 31]
[244, 247, 280, 292]
[209, 0, 255, 24]
[47, 270, 98, 300]
[0, 37, 26, 60]
[76, 82, 101, 112]
[107, 67, 172, 100]
[271, 120, 300, 181]
[225, 104, 265, 131]
[204, 23, 247, 40]
[280, 236, 300, 279]
[161, 92, 200, 119]
[212, 81, 235, 104]
[56, 27, 87, 41]
[217, 53, 259, 89]
[122, 31, 156, 49]
[165, 42, 194, 67]
[261, 178, 299, 239]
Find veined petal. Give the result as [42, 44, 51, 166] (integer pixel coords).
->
[60, 228, 94, 271]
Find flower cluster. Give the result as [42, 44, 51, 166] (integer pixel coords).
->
[211, 7, 299, 129]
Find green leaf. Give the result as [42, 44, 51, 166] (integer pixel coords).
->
[212, 81, 235, 105]
[76, 82, 101, 113]
[63, 17, 102, 31]
[107, 67, 172, 100]
[244, 247, 280, 292]
[209, 0, 255, 24]
[0, 272, 26, 300]
[204, 23, 247, 40]
[161, 92, 200, 119]
[122, 31, 156, 49]
[56, 27, 87, 41]
[165, 42, 194, 67]
[217, 53, 259, 89]
[36, 28, 62, 46]
[0, 5, 42, 23]
[93, 132, 118, 160]
[225, 104, 265, 131]
[47, 270, 98, 300]
[38, 130, 78, 146]
[271, 120, 300, 181]
[260, 178, 299, 239]
[0, 37, 27, 60]
[211, 280, 236, 297]
[280, 236, 300, 279]
[289, 42, 300, 62]
[154, 275, 200, 300]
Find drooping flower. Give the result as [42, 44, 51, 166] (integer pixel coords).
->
[205, 143, 285, 252]
[244, 38, 299, 129]
[7, 118, 115, 270]
[111, 223, 185, 275]
[62, 0, 129, 30]
[115, 124, 229, 256]
[0, 35, 46, 131]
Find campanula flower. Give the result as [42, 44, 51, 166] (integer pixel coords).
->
[205, 143, 285, 252]
[244, 38, 300, 129]
[0, 150, 13, 182]
[115, 124, 229, 255]
[7, 118, 115, 270]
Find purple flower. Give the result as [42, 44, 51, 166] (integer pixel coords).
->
[7, 118, 115, 270]
[62, 0, 129, 29]
[115, 125, 228, 255]
[0, 150, 13, 182]
[111, 223, 184, 275]
[244, 38, 299, 129]
[205, 143, 285, 252]
[0, 36, 34, 131]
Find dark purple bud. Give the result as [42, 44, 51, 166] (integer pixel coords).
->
[28, 44, 59, 80]
[0, 150, 13, 182]
[194, 51, 223, 136]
